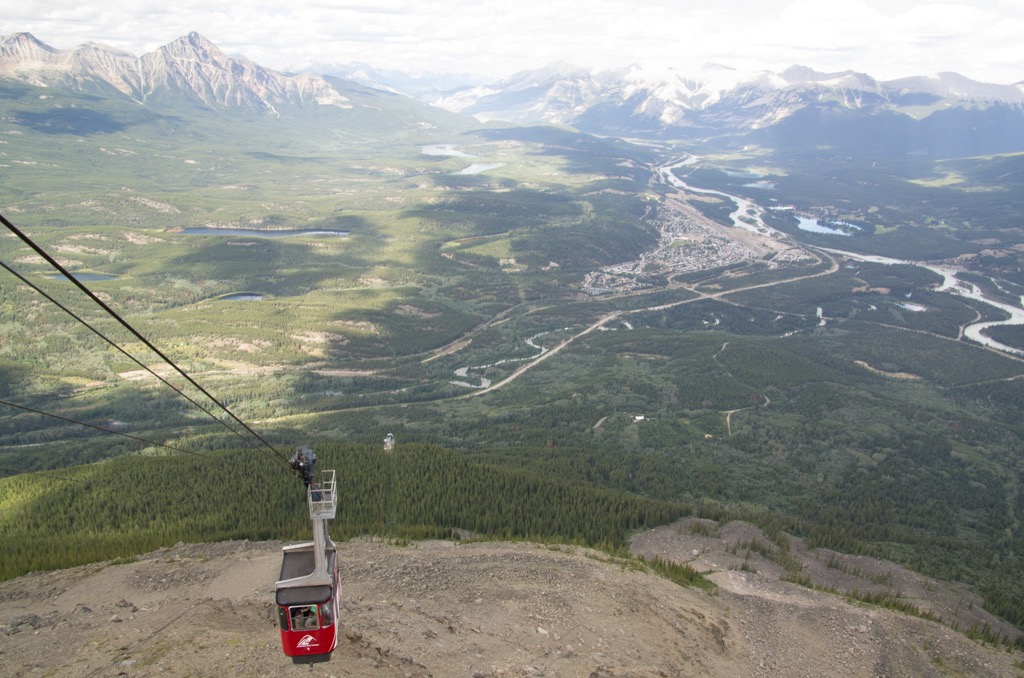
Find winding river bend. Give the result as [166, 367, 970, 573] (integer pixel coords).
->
[658, 158, 775, 235]
[443, 158, 1024, 394]
[452, 329, 571, 389]
[661, 156, 1024, 357]
[825, 250, 1024, 356]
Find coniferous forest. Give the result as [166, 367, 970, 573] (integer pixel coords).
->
[0, 444, 686, 580]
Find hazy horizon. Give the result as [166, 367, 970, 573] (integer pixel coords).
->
[4, 0, 1022, 85]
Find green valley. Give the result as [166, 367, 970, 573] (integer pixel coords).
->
[3, 59, 1024, 647]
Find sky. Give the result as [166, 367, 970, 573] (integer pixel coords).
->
[5, 0, 1023, 84]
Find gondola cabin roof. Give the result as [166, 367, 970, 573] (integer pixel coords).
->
[275, 544, 337, 604]
[278, 543, 336, 579]
[276, 584, 332, 606]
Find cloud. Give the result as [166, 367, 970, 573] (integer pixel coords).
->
[5, 0, 1022, 83]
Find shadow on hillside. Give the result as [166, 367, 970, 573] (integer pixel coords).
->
[12, 108, 129, 135]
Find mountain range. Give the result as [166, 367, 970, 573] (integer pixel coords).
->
[0, 31, 351, 114]
[309, 56, 1024, 153]
[419, 62, 1024, 155]
[3, 31, 1024, 156]
[423, 61, 1024, 125]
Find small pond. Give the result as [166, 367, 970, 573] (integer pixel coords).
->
[795, 217, 860, 237]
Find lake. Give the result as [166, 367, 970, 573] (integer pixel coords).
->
[180, 228, 348, 238]
[50, 272, 119, 282]
[422, 144, 475, 158]
[455, 163, 504, 175]
[796, 217, 854, 237]
[220, 293, 264, 301]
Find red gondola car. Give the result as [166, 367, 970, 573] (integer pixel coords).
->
[276, 469, 341, 662]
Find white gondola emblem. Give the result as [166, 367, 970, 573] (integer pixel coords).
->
[297, 634, 320, 649]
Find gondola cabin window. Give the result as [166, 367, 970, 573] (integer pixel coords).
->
[320, 601, 334, 627]
[290, 605, 320, 630]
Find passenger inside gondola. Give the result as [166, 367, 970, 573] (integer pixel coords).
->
[291, 605, 319, 630]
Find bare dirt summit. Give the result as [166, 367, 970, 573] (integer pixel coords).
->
[1, 534, 1020, 677]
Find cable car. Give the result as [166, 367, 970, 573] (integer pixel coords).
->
[276, 461, 341, 662]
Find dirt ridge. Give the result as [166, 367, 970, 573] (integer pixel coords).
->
[1, 535, 1020, 677]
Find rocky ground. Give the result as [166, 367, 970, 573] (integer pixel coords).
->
[1, 524, 1021, 677]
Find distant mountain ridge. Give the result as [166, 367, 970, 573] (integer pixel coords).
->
[4, 31, 1024, 155]
[0, 32, 351, 114]
[424, 61, 1024, 139]
[305, 60, 486, 97]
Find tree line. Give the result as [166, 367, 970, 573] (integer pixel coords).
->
[0, 443, 685, 581]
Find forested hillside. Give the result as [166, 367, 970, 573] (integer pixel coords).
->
[0, 444, 687, 581]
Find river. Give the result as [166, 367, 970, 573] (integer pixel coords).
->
[660, 156, 1024, 357]
[660, 158, 857, 237]
[825, 249, 1024, 356]
[451, 329, 570, 390]
[658, 158, 775, 235]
